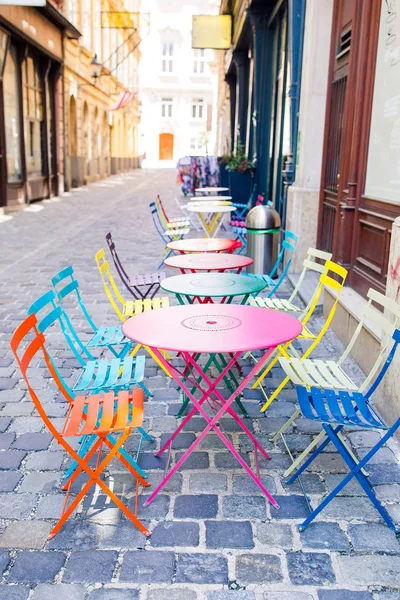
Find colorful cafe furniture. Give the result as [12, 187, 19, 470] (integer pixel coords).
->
[275, 287, 400, 478]
[10, 313, 151, 538]
[167, 237, 242, 255]
[161, 273, 266, 305]
[164, 252, 253, 274]
[186, 203, 236, 238]
[195, 186, 229, 194]
[150, 203, 190, 268]
[106, 232, 166, 299]
[121, 304, 303, 505]
[287, 328, 400, 533]
[155, 194, 191, 229]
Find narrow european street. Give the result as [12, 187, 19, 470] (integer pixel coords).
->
[0, 169, 399, 600]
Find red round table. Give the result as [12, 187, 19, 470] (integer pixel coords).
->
[167, 238, 242, 254]
[164, 252, 253, 274]
[122, 304, 302, 507]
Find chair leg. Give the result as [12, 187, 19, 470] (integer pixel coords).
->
[271, 408, 301, 443]
[260, 376, 289, 412]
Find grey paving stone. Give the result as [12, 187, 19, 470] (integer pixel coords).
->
[322, 496, 383, 521]
[317, 591, 373, 600]
[151, 521, 199, 547]
[138, 452, 168, 470]
[189, 472, 227, 492]
[223, 495, 267, 519]
[0, 492, 37, 519]
[214, 452, 250, 468]
[375, 484, 400, 502]
[0, 391, 24, 404]
[348, 523, 400, 553]
[206, 520, 254, 549]
[0, 521, 52, 549]
[0, 432, 15, 449]
[147, 590, 197, 600]
[263, 594, 313, 600]
[174, 451, 209, 469]
[270, 495, 309, 519]
[232, 473, 277, 495]
[368, 463, 400, 485]
[300, 522, 350, 551]
[63, 550, 118, 583]
[0, 417, 12, 432]
[207, 593, 255, 600]
[9, 551, 66, 583]
[160, 432, 196, 449]
[324, 474, 366, 496]
[0, 450, 26, 470]
[119, 551, 174, 583]
[47, 521, 100, 550]
[235, 553, 283, 584]
[174, 494, 218, 518]
[24, 451, 64, 471]
[137, 494, 170, 519]
[88, 590, 139, 600]
[0, 471, 22, 491]
[31, 584, 86, 600]
[98, 522, 148, 550]
[286, 552, 335, 585]
[175, 553, 228, 584]
[146, 471, 183, 493]
[12, 432, 52, 450]
[256, 522, 293, 549]
[19, 472, 60, 493]
[0, 586, 30, 600]
[0, 551, 10, 576]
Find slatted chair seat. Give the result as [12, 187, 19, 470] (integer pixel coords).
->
[62, 388, 145, 437]
[279, 357, 358, 391]
[129, 272, 166, 287]
[86, 326, 127, 348]
[164, 227, 190, 236]
[123, 296, 170, 318]
[248, 296, 302, 311]
[73, 355, 146, 392]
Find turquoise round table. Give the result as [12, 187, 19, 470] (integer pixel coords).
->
[161, 272, 266, 304]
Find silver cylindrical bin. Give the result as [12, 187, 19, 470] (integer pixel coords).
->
[246, 205, 281, 274]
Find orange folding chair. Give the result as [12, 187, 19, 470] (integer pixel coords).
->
[10, 313, 151, 539]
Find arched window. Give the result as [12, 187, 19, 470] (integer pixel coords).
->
[3, 44, 22, 181]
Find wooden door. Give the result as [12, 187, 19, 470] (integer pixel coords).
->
[318, 0, 355, 255]
[159, 133, 173, 160]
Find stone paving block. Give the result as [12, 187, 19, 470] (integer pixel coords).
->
[317, 591, 373, 600]
[256, 522, 293, 549]
[47, 521, 100, 550]
[2, 405, 34, 417]
[0, 378, 18, 390]
[19, 472, 60, 493]
[263, 594, 314, 600]
[199, 434, 231, 450]
[348, 430, 382, 447]
[223, 495, 267, 519]
[214, 452, 250, 468]
[174, 451, 209, 469]
[321, 496, 383, 521]
[8, 551, 66, 583]
[0, 432, 15, 449]
[138, 452, 168, 470]
[98, 522, 148, 549]
[207, 593, 255, 600]
[151, 521, 200, 547]
[189, 472, 227, 493]
[0, 551, 10, 576]
[23, 450, 64, 471]
[174, 494, 218, 518]
[0, 521, 52, 549]
[270, 495, 309, 519]
[375, 484, 400, 502]
[175, 553, 228, 584]
[12, 432, 52, 450]
[36, 494, 66, 519]
[63, 550, 118, 583]
[146, 471, 182, 493]
[137, 494, 170, 519]
[0, 417, 12, 432]
[368, 463, 400, 485]
[31, 584, 86, 600]
[286, 552, 335, 585]
[205, 520, 254, 549]
[0, 492, 37, 519]
[0, 390, 24, 403]
[0, 586, 30, 600]
[147, 590, 197, 600]
[285, 474, 326, 495]
[235, 553, 283, 585]
[120, 551, 174, 583]
[324, 474, 366, 496]
[0, 471, 22, 491]
[232, 473, 277, 495]
[160, 432, 196, 449]
[348, 523, 400, 553]
[0, 450, 26, 470]
[300, 522, 350, 551]
[89, 589, 139, 600]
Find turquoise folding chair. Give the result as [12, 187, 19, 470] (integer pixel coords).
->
[287, 328, 400, 532]
[230, 184, 257, 219]
[246, 230, 298, 297]
[149, 203, 189, 269]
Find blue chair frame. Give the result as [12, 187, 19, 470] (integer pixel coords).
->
[231, 184, 257, 218]
[149, 203, 186, 269]
[287, 328, 400, 532]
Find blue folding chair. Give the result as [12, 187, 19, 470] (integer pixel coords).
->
[230, 184, 257, 218]
[246, 230, 298, 297]
[149, 203, 189, 269]
[287, 328, 400, 532]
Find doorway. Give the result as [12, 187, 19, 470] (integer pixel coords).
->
[159, 133, 173, 160]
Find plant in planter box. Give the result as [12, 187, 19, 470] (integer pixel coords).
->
[225, 143, 255, 204]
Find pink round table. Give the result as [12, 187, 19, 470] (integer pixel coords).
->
[167, 238, 242, 254]
[122, 304, 302, 506]
[164, 253, 253, 274]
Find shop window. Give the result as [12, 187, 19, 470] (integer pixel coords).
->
[193, 49, 205, 74]
[3, 44, 22, 181]
[161, 97, 173, 118]
[23, 56, 45, 177]
[192, 98, 204, 119]
[161, 42, 174, 73]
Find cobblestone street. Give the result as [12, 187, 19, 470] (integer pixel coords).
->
[0, 168, 399, 600]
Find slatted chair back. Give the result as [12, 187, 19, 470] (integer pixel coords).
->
[150, 203, 169, 244]
[337, 288, 400, 393]
[106, 233, 138, 299]
[155, 195, 172, 226]
[287, 248, 332, 306]
[95, 249, 126, 322]
[267, 230, 298, 295]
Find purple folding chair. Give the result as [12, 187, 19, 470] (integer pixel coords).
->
[106, 232, 166, 300]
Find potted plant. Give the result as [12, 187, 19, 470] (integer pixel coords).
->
[225, 143, 255, 204]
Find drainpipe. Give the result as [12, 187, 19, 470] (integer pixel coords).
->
[62, 30, 68, 192]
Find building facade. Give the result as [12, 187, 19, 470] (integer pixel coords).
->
[63, 0, 142, 189]
[0, 2, 79, 212]
[138, 0, 219, 168]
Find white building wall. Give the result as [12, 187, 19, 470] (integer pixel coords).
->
[139, 0, 218, 167]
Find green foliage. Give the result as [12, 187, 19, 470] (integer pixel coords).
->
[224, 143, 255, 173]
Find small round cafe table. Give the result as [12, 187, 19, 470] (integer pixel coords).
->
[194, 187, 229, 194]
[161, 272, 265, 305]
[186, 204, 236, 238]
[167, 237, 242, 254]
[164, 252, 253, 274]
[122, 304, 302, 506]
[189, 196, 232, 203]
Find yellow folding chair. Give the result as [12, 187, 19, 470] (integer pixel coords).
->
[95, 249, 172, 377]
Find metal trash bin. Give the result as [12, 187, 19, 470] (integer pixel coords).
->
[246, 205, 281, 274]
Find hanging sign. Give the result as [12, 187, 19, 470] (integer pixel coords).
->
[192, 15, 232, 50]
[101, 11, 140, 29]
